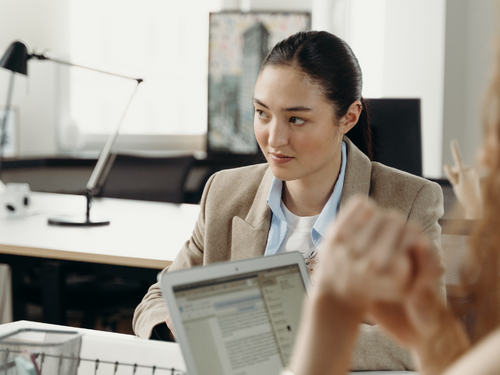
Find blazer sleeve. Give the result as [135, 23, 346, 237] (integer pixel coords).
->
[351, 324, 414, 370]
[132, 173, 216, 339]
[407, 180, 446, 299]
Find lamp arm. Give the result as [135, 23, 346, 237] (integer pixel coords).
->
[30, 53, 143, 83]
[85, 79, 143, 195]
[0, 72, 16, 180]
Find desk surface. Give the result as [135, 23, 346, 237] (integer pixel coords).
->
[0, 321, 186, 375]
[0, 321, 415, 375]
[0, 192, 200, 269]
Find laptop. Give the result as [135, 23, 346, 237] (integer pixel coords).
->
[159, 251, 309, 375]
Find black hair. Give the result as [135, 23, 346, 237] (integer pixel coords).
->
[261, 31, 373, 159]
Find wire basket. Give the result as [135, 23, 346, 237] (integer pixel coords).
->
[0, 329, 82, 375]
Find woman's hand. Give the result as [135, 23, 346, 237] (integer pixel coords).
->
[165, 313, 176, 341]
[443, 139, 483, 219]
[367, 228, 470, 375]
[289, 196, 435, 375]
[315, 196, 425, 310]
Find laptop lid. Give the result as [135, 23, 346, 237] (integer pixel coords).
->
[159, 252, 309, 375]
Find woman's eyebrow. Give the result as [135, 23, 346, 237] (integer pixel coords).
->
[253, 98, 269, 109]
[253, 98, 312, 112]
[283, 106, 312, 112]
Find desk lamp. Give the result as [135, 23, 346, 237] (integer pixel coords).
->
[0, 40, 143, 226]
[0, 41, 29, 180]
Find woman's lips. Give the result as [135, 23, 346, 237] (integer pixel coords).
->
[269, 153, 294, 164]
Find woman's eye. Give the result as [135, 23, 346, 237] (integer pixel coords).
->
[290, 117, 305, 125]
[256, 110, 269, 119]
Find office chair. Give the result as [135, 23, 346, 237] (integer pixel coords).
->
[347, 98, 422, 176]
[96, 154, 196, 203]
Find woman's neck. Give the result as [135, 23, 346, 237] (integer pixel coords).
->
[282, 163, 341, 217]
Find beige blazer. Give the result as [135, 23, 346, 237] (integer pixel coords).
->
[133, 137, 444, 370]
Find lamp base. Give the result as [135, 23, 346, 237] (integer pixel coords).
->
[48, 216, 110, 226]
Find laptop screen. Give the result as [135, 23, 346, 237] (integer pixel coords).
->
[173, 264, 307, 375]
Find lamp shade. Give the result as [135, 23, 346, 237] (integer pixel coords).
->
[0, 41, 30, 75]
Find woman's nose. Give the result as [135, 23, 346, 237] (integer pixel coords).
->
[268, 120, 289, 148]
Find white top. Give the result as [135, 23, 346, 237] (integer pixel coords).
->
[278, 200, 319, 258]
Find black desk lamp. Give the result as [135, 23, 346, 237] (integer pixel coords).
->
[0, 41, 29, 179]
[0, 40, 143, 226]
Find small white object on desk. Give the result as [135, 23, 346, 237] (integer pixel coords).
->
[1, 183, 30, 216]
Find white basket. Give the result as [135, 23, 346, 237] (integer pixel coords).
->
[0, 329, 82, 375]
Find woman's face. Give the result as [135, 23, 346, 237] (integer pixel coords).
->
[253, 66, 344, 185]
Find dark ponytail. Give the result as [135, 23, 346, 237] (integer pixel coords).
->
[345, 97, 373, 159]
[261, 31, 373, 160]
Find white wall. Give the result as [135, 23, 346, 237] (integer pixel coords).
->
[381, 0, 446, 178]
[0, 0, 70, 156]
[2, 0, 497, 175]
[344, 0, 447, 178]
[442, 0, 496, 168]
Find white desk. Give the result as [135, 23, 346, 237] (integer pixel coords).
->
[0, 321, 415, 375]
[0, 192, 200, 323]
[0, 192, 200, 269]
[0, 321, 186, 375]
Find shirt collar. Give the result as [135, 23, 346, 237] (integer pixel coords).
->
[313, 141, 347, 241]
[267, 177, 286, 223]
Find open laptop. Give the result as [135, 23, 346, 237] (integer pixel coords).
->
[159, 251, 309, 375]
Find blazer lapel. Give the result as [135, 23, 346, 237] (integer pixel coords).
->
[230, 140, 372, 259]
[340, 136, 372, 209]
[231, 167, 274, 260]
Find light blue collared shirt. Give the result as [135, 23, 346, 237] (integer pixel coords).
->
[264, 141, 347, 256]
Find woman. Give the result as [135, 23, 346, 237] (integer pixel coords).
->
[286, 16, 500, 375]
[133, 31, 444, 370]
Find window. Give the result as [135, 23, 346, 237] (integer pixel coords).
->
[68, 0, 221, 144]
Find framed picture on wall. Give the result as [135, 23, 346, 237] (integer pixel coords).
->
[207, 11, 311, 154]
[0, 107, 18, 157]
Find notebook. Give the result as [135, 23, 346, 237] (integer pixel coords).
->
[159, 251, 309, 375]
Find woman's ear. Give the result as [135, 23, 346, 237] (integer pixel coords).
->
[339, 101, 362, 134]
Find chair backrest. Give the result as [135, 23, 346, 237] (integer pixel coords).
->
[347, 98, 422, 176]
[439, 219, 478, 337]
[96, 154, 195, 203]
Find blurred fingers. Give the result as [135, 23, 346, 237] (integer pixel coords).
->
[443, 164, 458, 185]
[411, 240, 444, 290]
[450, 139, 464, 171]
[326, 195, 374, 244]
[372, 212, 407, 270]
[349, 208, 385, 256]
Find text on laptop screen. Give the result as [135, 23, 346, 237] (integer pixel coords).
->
[173, 264, 306, 375]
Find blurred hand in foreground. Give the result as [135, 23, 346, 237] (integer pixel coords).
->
[315, 196, 429, 309]
[289, 196, 469, 375]
[443, 139, 483, 219]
